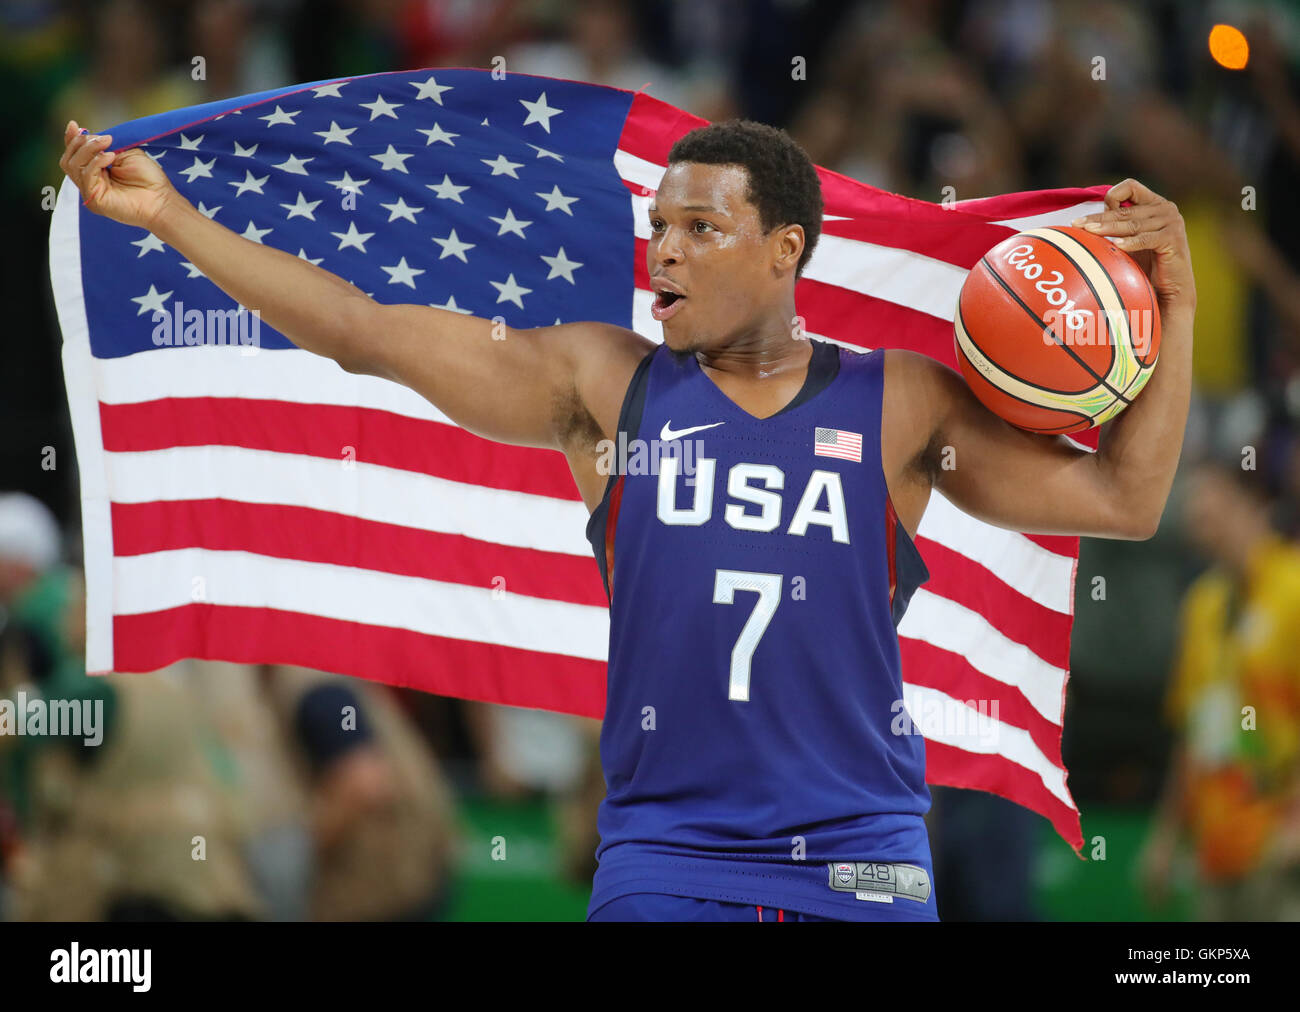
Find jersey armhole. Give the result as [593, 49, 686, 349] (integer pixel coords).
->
[585, 345, 657, 600]
[877, 347, 931, 626]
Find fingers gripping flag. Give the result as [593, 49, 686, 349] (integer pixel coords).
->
[50, 68, 1109, 853]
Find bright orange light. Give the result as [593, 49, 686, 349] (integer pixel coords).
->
[1209, 23, 1250, 69]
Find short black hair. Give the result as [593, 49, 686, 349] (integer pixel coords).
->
[667, 119, 823, 278]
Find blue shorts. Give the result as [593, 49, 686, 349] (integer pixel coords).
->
[588, 893, 847, 922]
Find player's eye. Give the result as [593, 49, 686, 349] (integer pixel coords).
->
[693, 220, 712, 233]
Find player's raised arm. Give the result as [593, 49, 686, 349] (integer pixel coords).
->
[890, 178, 1196, 541]
[58, 121, 652, 452]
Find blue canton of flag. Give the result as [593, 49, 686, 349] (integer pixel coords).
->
[77, 69, 638, 358]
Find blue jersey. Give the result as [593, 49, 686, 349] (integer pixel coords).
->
[584, 339, 936, 921]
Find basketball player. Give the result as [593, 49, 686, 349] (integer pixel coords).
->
[59, 117, 1196, 921]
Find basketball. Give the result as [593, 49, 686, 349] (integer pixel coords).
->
[954, 225, 1162, 434]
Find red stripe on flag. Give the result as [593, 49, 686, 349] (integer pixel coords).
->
[99, 398, 582, 501]
[110, 499, 608, 607]
[618, 92, 708, 166]
[914, 538, 1074, 669]
[113, 604, 608, 717]
[924, 739, 1083, 854]
[952, 185, 1110, 221]
[815, 168, 1033, 266]
[898, 639, 1066, 771]
[1021, 529, 1084, 555]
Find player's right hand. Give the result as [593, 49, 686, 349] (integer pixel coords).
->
[59, 119, 178, 232]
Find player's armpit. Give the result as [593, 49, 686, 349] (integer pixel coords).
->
[350, 304, 653, 452]
[916, 351, 1153, 540]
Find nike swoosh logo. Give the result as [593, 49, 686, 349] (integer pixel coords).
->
[660, 420, 725, 441]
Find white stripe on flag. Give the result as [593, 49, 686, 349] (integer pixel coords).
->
[107, 446, 593, 556]
[95, 345, 450, 419]
[897, 589, 1066, 723]
[114, 548, 610, 659]
[917, 491, 1075, 614]
[900, 683, 1071, 806]
[986, 199, 1106, 234]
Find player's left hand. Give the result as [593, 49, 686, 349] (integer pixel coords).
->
[1070, 178, 1196, 318]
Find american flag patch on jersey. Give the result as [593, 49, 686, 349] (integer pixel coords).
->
[814, 427, 863, 463]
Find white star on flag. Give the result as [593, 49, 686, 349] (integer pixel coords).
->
[273, 153, 314, 175]
[129, 284, 172, 316]
[370, 145, 414, 173]
[179, 156, 215, 182]
[481, 154, 523, 178]
[520, 92, 563, 132]
[432, 229, 475, 262]
[360, 95, 402, 120]
[240, 221, 272, 243]
[326, 171, 369, 195]
[490, 208, 533, 238]
[314, 121, 356, 145]
[411, 76, 454, 103]
[535, 185, 579, 215]
[281, 192, 322, 221]
[417, 123, 458, 146]
[490, 272, 532, 308]
[379, 197, 422, 223]
[130, 233, 165, 257]
[381, 257, 425, 288]
[258, 105, 300, 127]
[229, 170, 269, 197]
[540, 247, 583, 283]
[426, 175, 469, 203]
[330, 221, 374, 253]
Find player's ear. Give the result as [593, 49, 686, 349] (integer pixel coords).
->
[774, 223, 804, 275]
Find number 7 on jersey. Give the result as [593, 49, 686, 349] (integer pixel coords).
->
[713, 569, 782, 702]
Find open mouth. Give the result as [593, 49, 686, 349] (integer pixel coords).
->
[651, 290, 686, 321]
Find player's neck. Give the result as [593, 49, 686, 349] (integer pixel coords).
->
[694, 328, 813, 384]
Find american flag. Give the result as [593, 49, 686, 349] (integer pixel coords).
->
[50, 68, 1109, 854]
[814, 427, 863, 463]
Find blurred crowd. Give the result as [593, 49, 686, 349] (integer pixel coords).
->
[2, 0, 1300, 920]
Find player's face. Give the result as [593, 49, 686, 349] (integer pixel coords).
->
[647, 162, 786, 354]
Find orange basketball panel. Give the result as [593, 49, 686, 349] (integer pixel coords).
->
[955, 344, 1097, 434]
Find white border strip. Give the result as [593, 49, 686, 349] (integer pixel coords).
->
[50, 179, 115, 674]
